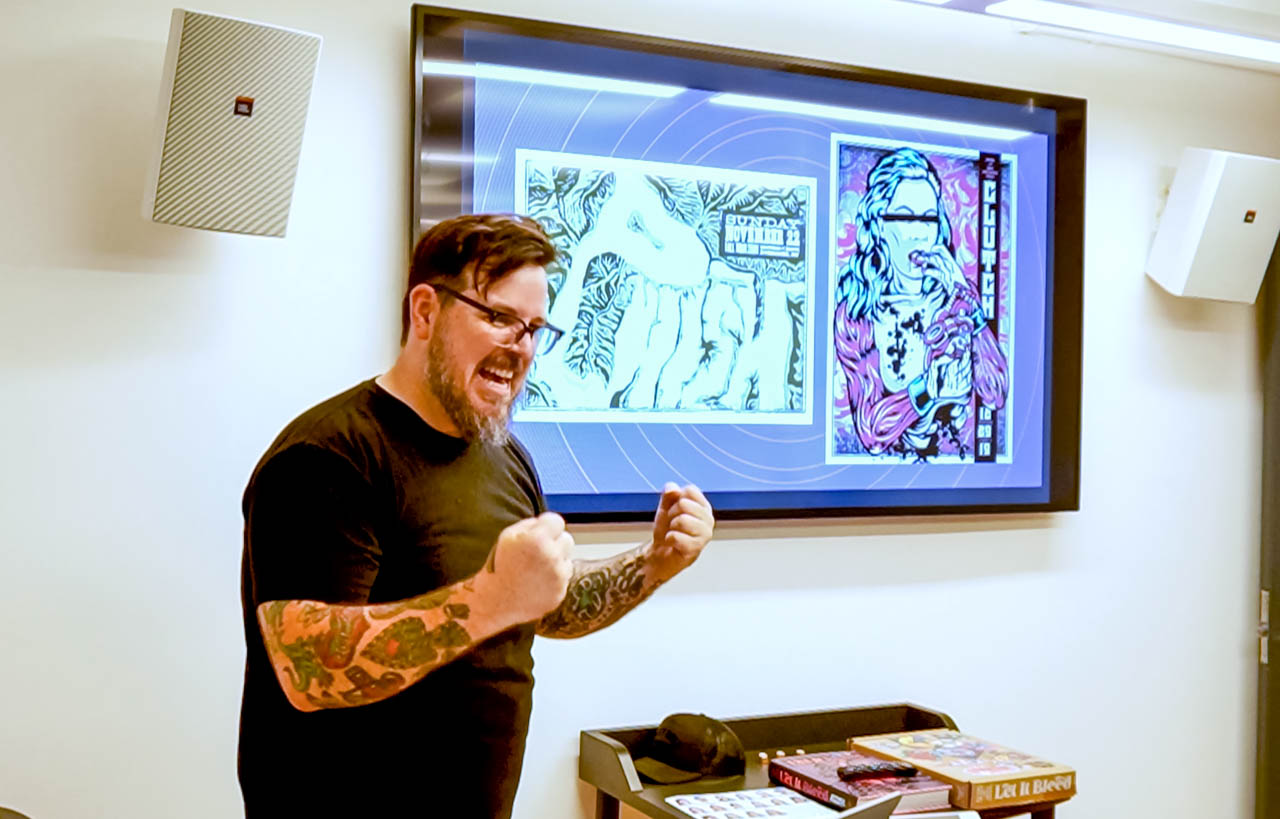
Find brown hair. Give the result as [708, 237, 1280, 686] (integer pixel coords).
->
[402, 213, 558, 343]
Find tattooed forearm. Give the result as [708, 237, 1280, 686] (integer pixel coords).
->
[365, 588, 457, 620]
[360, 616, 469, 668]
[257, 583, 482, 712]
[305, 667, 407, 709]
[536, 545, 662, 638]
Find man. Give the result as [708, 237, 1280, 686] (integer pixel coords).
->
[238, 213, 715, 817]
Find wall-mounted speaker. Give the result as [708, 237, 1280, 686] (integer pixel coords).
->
[1147, 147, 1280, 304]
[142, 10, 322, 238]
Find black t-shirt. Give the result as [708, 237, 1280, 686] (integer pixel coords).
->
[238, 379, 545, 818]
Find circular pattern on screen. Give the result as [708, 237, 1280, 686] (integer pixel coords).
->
[465, 78, 1047, 504]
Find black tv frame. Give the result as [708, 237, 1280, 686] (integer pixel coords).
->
[409, 4, 1084, 521]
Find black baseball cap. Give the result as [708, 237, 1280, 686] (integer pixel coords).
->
[632, 713, 747, 785]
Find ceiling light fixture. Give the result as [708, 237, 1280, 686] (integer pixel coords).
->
[985, 0, 1280, 65]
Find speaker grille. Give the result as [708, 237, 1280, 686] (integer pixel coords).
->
[151, 12, 321, 237]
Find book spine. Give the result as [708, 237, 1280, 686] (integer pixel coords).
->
[968, 772, 1076, 809]
[768, 762, 856, 810]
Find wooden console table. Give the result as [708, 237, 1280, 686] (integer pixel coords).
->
[579, 703, 1071, 819]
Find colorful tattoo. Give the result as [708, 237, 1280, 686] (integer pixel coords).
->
[366, 587, 453, 620]
[360, 618, 435, 668]
[298, 602, 330, 627]
[261, 600, 288, 636]
[262, 581, 479, 709]
[342, 667, 405, 705]
[360, 617, 471, 669]
[311, 608, 371, 669]
[281, 637, 334, 692]
[303, 667, 406, 709]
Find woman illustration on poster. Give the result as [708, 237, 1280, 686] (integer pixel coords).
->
[832, 147, 1008, 460]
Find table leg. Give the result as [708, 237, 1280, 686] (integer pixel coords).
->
[1028, 807, 1055, 819]
[596, 789, 620, 819]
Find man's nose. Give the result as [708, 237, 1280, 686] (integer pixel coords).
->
[510, 327, 539, 358]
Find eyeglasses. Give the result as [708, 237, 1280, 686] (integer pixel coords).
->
[431, 283, 565, 350]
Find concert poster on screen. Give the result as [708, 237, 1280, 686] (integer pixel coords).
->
[514, 150, 817, 426]
[827, 134, 1016, 466]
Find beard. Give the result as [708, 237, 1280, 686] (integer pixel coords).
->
[424, 328, 524, 446]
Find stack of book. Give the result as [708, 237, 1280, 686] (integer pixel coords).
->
[769, 730, 1075, 814]
[848, 729, 1076, 812]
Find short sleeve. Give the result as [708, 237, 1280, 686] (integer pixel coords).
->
[507, 438, 547, 516]
[243, 444, 385, 607]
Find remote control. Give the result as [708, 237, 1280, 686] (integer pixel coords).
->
[836, 761, 918, 781]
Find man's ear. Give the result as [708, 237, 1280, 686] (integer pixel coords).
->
[407, 283, 440, 340]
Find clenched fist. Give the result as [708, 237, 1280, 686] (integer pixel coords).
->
[649, 483, 715, 583]
[477, 512, 575, 627]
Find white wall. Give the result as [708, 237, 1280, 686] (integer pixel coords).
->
[1, 1, 1275, 817]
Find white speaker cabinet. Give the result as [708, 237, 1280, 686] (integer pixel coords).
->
[142, 10, 322, 237]
[1147, 147, 1280, 304]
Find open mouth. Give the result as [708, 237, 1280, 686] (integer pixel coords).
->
[478, 365, 515, 390]
[474, 347, 526, 402]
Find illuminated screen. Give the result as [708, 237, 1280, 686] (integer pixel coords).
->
[412, 6, 1084, 520]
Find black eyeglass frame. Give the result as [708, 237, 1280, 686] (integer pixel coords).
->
[880, 213, 941, 224]
[430, 283, 565, 349]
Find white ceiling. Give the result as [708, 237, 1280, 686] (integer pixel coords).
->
[1068, 0, 1280, 38]
[1202, 0, 1277, 12]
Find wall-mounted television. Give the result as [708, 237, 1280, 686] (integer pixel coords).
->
[410, 5, 1084, 521]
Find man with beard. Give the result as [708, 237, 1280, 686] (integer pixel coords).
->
[237, 213, 715, 818]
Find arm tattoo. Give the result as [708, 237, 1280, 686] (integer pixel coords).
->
[536, 547, 659, 638]
[359, 617, 470, 668]
[305, 668, 406, 709]
[365, 588, 457, 620]
[259, 585, 477, 710]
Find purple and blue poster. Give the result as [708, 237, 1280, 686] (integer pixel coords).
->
[828, 135, 1016, 465]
